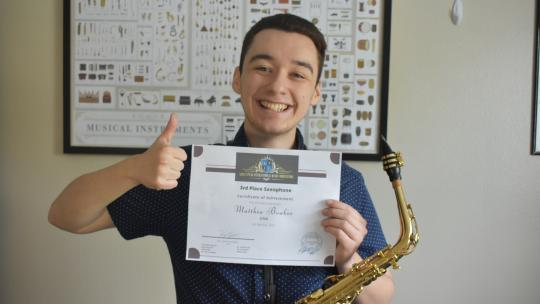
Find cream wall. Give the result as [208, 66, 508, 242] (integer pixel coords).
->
[1, 0, 539, 303]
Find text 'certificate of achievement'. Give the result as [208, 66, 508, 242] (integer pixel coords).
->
[186, 145, 342, 267]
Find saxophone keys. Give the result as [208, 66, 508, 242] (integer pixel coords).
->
[391, 259, 400, 270]
[310, 289, 324, 299]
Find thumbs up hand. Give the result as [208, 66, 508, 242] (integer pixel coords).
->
[131, 113, 187, 190]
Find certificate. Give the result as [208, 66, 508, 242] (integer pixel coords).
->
[186, 145, 342, 266]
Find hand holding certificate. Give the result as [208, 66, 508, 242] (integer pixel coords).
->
[186, 145, 342, 266]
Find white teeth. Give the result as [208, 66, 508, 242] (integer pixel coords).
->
[260, 100, 288, 112]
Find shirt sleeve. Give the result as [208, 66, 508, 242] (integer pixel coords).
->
[340, 164, 388, 258]
[107, 185, 169, 239]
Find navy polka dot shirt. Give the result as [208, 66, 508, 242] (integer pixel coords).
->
[107, 125, 387, 303]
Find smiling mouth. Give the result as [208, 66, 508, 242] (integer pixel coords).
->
[260, 100, 289, 112]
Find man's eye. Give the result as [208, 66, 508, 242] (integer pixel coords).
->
[292, 72, 305, 79]
[256, 66, 271, 72]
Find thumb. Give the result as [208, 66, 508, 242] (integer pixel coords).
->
[158, 113, 178, 145]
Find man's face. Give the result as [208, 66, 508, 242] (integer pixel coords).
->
[232, 29, 321, 142]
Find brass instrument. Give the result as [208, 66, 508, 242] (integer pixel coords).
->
[296, 137, 419, 304]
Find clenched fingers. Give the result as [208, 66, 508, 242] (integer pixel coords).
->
[322, 218, 366, 242]
[322, 200, 366, 231]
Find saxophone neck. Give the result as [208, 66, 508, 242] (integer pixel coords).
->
[392, 183, 418, 256]
[380, 136, 419, 256]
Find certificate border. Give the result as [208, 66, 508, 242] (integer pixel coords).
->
[186, 145, 340, 266]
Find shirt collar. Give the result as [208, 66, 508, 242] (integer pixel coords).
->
[229, 124, 307, 150]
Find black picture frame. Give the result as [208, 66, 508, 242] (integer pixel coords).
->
[533, 0, 540, 155]
[64, 0, 392, 160]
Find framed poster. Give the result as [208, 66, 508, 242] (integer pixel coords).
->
[64, 0, 392, 160]
[533, 0, 540, 155]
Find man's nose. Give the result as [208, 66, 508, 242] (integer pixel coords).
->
[266, 71, 288, 95]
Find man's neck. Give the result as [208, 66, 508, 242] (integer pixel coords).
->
[244, 125, 296, 149]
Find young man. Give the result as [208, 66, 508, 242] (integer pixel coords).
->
[49, 14, 394, 303]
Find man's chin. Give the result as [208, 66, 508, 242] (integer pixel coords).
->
[247, 123, 294, 138]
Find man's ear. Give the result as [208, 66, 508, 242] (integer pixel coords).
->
[232, 67, 241, 94]
[310, 82, 322, 106]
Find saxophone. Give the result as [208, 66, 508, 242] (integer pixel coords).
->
[296, 137, 419, 304]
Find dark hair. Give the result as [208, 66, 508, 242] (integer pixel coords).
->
[238, 14, 327, 84]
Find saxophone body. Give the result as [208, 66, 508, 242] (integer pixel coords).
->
[296, 137, 419, 304]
